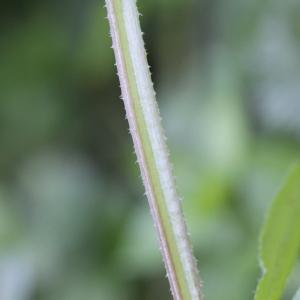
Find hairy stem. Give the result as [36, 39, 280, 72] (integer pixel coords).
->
[104, 1, 203, 299]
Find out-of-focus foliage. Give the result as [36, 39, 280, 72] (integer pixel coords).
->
[255, 164, 300, 300]
[293, 288, 300, 300]
[0, 0, 300, 299]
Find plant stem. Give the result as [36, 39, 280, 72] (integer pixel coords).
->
[104, 1, 203, 299]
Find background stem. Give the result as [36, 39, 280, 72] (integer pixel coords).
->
[105, 0, 203, 299]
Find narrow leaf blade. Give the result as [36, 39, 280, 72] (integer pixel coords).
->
[254, 164, 300, 300]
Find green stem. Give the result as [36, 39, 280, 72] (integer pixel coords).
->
[104, 1, 203, 299]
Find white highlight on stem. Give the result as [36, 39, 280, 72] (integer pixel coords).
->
[105, 0, 203, 299]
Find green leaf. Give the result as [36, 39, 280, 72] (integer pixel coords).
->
[254, 164, 300, 300]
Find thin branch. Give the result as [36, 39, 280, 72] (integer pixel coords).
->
[104, 1, 203, 299]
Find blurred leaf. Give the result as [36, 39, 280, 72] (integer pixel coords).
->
[293, 288, 300, 300]
[116, 205, 161, 277]
[254, 164, 300, 300]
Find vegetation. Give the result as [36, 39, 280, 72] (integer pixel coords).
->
[105, 1, 300, 299]
[1, 0, 300, 299]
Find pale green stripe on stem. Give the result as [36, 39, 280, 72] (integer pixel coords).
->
[104, 0, 203, 299]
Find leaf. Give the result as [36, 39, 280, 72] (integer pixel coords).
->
[254, 164, 300, 300]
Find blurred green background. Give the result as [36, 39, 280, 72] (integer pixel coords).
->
[1, 0, 300, 299]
